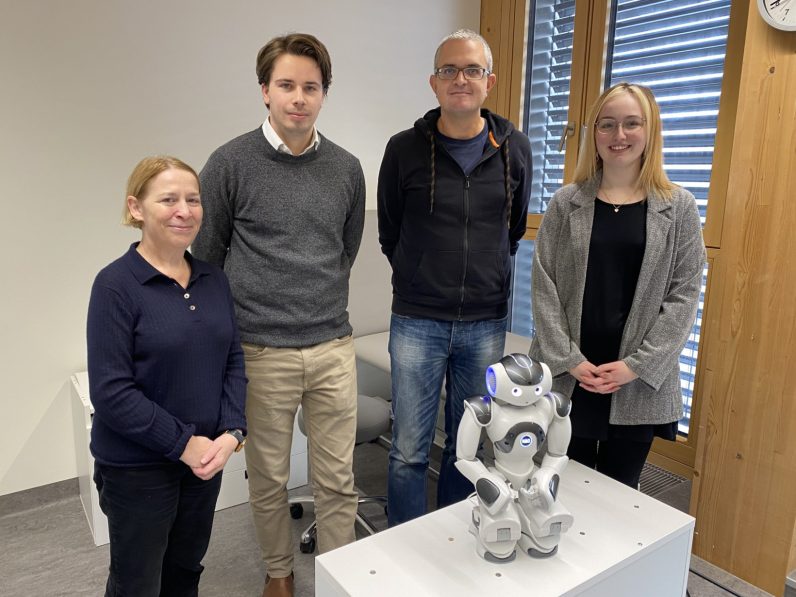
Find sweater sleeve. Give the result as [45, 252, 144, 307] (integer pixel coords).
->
[343, 161, 366, 267]
[531, 192, 587, 376]
[192, 150, 233, 267]
[87, 281, 194, 461]
[216, 273, 248, 434]
[623, 191, 706, 390]
[377, 137, 403, 264]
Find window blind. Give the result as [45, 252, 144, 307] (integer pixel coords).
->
[511, 0, 731, 434]
[511, 0, 576, 337]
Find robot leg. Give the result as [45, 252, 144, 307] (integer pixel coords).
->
[517, 496, 574, 558]
[469, 481, 521, 563]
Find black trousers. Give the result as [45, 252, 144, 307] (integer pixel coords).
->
[567, 435, 653, 488]
[94, 462, 222, 597]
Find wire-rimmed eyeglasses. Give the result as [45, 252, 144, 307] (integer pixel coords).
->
[595, 117, 646, 135]
[434, 66, 490, 80]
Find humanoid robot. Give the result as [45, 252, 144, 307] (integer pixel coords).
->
[455, 353, 574, 562]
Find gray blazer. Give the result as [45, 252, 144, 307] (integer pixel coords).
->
[529, 175, 706, 425]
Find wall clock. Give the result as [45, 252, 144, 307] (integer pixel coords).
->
[757, 0, 796, 31]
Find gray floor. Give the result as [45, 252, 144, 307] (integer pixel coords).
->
[0, 443, 773, 597]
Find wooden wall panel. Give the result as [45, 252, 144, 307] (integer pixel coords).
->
[690, 1, 796, 592]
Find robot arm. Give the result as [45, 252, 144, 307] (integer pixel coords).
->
[455, 397, 488, 464]
[521, 392, 572, 511]
[542, 391, 572, 465]
[455, 397, 513, 515]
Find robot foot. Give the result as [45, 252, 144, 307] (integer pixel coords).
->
[483, 549, 517, 563]
[518, 530, 560, 558]
[527, 544, 558, 558]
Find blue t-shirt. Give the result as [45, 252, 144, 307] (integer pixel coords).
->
[437, 124, 489, 176]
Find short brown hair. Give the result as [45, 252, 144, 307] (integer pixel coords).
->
[122, 156, 199, 229]
[256, 33, 332, 94]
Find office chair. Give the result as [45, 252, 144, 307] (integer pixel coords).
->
[288, 393, 391, 553]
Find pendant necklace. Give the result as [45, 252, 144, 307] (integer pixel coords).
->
[601, 188, 631, 213]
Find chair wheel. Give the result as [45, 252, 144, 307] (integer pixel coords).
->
[300, 537, 316, 554]
[289, 503, 304, 519]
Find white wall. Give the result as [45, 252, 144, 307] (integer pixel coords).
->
[0, 0, 480, 496]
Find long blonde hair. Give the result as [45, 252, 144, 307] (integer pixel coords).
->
[574, 82, 676, 200]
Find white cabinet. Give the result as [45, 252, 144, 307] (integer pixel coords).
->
[70, 372, 308, 546]
[316, 461, 694, 597]
[71, 372, 108, 547]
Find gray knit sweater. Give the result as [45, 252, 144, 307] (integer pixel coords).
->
[192, 128, 366, 348]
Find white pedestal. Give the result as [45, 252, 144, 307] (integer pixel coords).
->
[71, 372, 108, 547]
[315, 461, 694, 597]
[70, 372, 308, 546]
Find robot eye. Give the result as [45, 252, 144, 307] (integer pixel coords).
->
[486, 368, 497, 395]
[511, 387, 522, 397]
[535, 386, 543, 395]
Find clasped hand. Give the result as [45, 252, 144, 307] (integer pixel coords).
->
[179, 433, 239, 480]
[569, 360, 638, 394]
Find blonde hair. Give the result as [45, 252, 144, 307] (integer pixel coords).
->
[122, 156, 199, 229]
[574, 82, 676, 200]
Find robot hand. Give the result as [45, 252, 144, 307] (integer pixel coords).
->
[474, 471, 514, 517]
[520, 467, 561, 512]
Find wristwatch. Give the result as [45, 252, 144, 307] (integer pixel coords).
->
[225, 429, 247, 452]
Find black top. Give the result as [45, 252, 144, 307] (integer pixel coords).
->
[570, 198, 677, 442]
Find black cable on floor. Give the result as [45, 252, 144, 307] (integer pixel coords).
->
[689, 565, 745, 597]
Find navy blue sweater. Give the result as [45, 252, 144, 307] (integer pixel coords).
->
[87, 244, 247, 467]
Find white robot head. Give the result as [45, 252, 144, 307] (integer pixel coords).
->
[485, 354, 552, 406]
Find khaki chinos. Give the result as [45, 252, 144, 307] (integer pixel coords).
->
[242, 335, 358, 578]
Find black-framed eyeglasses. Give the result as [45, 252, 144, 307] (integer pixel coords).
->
[434, 66, 490, 80]
[595, 117, 646, 135]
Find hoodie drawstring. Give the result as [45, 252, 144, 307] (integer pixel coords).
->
[429, 133, 436, 214]
[428, 130, 512, 227]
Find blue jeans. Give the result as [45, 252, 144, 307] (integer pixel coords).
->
[387, 314, 507, 526]
[94, 462, 222, 597]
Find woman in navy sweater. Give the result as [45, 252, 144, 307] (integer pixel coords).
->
[87, 156, 247, 596]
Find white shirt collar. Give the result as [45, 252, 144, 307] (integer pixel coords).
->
[261, 117, 320, 156]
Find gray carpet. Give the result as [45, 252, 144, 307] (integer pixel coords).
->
[0, 442, 773, 596]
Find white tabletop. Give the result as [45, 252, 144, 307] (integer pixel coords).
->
[316, 461, 694, 596]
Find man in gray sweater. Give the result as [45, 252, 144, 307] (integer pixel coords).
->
[192, 33, 365, 597]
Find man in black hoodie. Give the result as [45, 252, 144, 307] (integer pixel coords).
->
[377, 28, 531, 526]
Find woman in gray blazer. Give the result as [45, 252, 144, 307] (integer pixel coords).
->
[530, 83, 705, 487]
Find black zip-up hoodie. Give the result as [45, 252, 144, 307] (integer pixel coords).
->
[377, 108, 531, 321]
